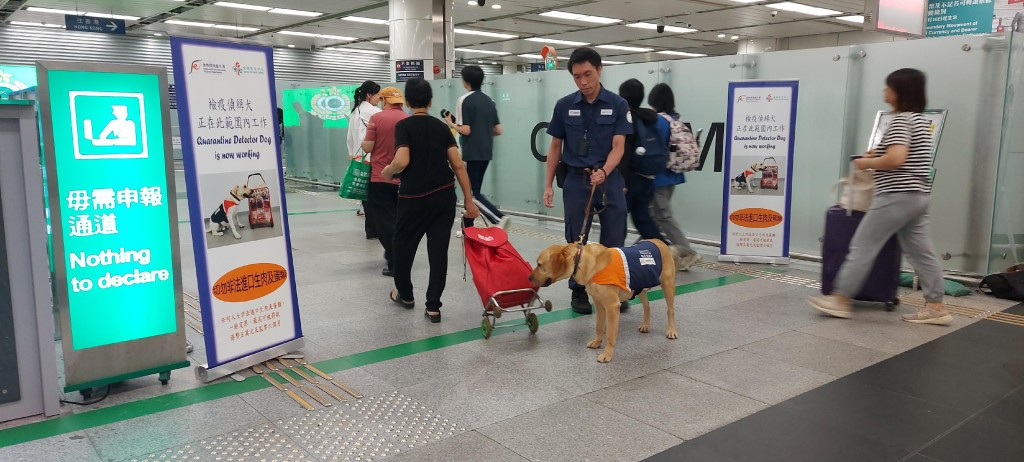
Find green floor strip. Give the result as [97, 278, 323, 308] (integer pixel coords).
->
[0, 274, 752, 448]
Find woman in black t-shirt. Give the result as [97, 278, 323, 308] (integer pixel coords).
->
[382, 79, 480, 323]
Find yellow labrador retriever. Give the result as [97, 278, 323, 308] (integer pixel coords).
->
[529, 239, 679, 363]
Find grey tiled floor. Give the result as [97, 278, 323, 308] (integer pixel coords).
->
[2, 179, 1017, 462]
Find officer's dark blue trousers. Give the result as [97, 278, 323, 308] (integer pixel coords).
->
[562, 167, 627, 291]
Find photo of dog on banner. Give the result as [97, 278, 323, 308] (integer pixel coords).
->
[729, 156, 785, 196]
[203, 171, 283, 249]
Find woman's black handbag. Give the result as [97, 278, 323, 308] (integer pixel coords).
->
[979, 271, 1024, 301]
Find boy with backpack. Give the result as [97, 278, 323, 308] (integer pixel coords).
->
[618, 79, 669, 242]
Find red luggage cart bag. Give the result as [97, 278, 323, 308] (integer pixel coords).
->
[247, 173, 275, 228]
[463, 227, 537, 310]
[760, 156, 779, 190]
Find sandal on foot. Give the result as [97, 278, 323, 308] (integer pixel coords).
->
[389, 289, 414, 309]
[424, 310, 441, 323]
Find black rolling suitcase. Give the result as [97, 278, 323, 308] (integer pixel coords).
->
[820, 206, 901, 310]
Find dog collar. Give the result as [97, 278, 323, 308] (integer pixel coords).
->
[230, 191, 243, 201]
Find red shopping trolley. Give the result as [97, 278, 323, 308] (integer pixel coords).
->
[463, 226, 552, 339]
[247, 173, 274, 228]
[760, 156, 780, 190]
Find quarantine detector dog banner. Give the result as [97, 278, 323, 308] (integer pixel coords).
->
[171, 37, 302, 372]
[721, 80, 799, 264]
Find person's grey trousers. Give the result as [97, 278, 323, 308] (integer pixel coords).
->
[650, 185, 694, 254]
[835, 192, 944, 303]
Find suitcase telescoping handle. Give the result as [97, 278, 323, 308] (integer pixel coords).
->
[762, 156, 778, 166]
[247, 173, 268, 187]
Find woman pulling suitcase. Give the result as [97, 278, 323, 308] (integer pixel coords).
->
[807, 68, 952, 326]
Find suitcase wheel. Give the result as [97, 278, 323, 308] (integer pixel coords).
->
[884, 298, 900, 311]
[527, 312, 539, 334]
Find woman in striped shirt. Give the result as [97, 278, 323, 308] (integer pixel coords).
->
[809, 68, 952, 326]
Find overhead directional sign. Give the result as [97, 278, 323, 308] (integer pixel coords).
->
[65, 15, 126, 35]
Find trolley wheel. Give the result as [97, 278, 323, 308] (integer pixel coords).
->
[80, 388, 93, 400]
[481, 317, 493, 339]
[159, 371, 171, 385]
[543, 300, 553, 312]
[884, 298, 900, 312]
[527, 313, 539, 334]
[492, 305, 502, 319]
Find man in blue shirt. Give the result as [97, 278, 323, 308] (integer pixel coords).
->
[543, 47, 632, 314]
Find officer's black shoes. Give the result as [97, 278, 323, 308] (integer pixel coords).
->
[620, 301, 630, 312]
[571, 289, 593, 315]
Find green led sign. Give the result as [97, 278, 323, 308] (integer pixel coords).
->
[45, 70, 178, 350]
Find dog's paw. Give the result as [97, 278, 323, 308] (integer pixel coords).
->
[666, 330, 678, 340]
[238, 223, 246, 228]
[638, 324, 650, 333]
[233, 233, 242, 239]
[586, 339, 602, 349]
[596, 352, 613, 363]
[213, 231, 224, 236]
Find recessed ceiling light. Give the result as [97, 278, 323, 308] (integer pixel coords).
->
[467, 0, 476, 5]
[343, 16, 388, 25]
[279, 30, 355, 41]
[597, 44, 653, 52]
[213, 24, 260, 31]
[838, 15, 865, 23]
[165, 20, 215, 28]
[456, 48, 512, 55]
[729, 0, 762, 3]
[658, 50, 707, 57]
[731, 35, 740, 40]
[319, 34, 357, 41]
[372, 39, 390, 44]
[766, 2, 842, 16]
[153, 33, 163, 36]
[455, 28, 518, 39]
[526, 37, 589, 46]
[718, 33, 727, 38]
[492, 4, 501, 9]
[627, 23, 697, 34]
[540, 11, 621, 24]
[214, 2, 270, 11]
[279, 31, 319, 37]
[26, 7, 80, 15]
[288, 44, 295, 48]
[604, 60, 625, 65]
[11, 21, 65, 28]
[335, 48, 388, 55]
[268, 8, 322, 17]
[85, 12, 141, 21]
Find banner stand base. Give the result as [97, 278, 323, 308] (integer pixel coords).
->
[718, 255, 790, 265]
[196, 337, 305, 383]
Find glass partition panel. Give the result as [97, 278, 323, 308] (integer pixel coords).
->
[848, 34, 1008, 274]
[281, 83, 359, 183]
[657, 56, 744, 243]
[748, 47, 853, 256]
[989, 31, 1024, 273]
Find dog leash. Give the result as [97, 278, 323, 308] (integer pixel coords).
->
[571, 169, 600, 278]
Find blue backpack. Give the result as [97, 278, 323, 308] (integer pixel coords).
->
[631, 116, 669, 176]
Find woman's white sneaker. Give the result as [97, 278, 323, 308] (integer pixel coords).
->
[902, 308, 953, 326]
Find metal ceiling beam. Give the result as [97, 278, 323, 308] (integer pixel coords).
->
[0, 0, 28, 24]
[238, 1, 390, 39]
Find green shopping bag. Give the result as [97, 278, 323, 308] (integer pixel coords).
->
[339, 153, 371, 201]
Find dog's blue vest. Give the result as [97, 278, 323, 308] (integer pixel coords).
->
[593, 241, 663, 297]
